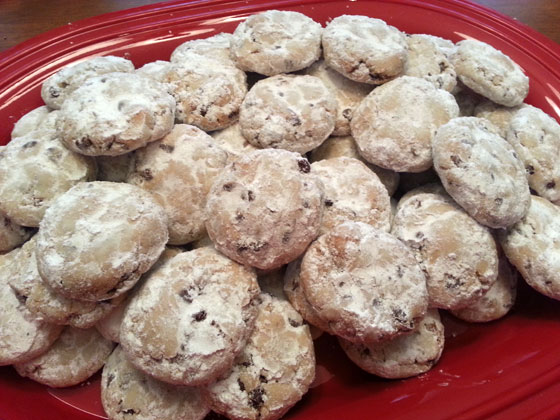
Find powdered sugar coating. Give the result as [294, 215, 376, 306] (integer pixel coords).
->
[474, 100, 526, 138]
[0, 213, 32, 252]
[0, 126, 97, 227]
[311, 157, 391, 234]
[303, 60, 372, 136]
[11, 106, 50, 139]
[300, 221, 429, 344]
[163, 56, 247, 131]
[41, 56, 135, 110]
[120, 248, 260, 386]
[351, 76, 459, 172]
[57, 72, 176, 156]
[135, 60, 172, 83]
[309, 135, 399, 195]
[239, 74, 336, 154]
[171, 33, 235, 66]
[230, 10, 322, 76]
[506, 105, 560, 205]
[14, 326, 114, 387]
[211, 122, 259, 162]
[322, 15, 408, 85]
[0, 249, 63, 366]
[498, 195, 560, 300]
[451, 251, 518, 322]
[36, 182, 168, 301]
[405, 34, 457, 92]
[205, 149, 323, 270]
[392, 190, 499, 310]
[433, 117, 531, 228]
[207, 294, 315, 420]
[127, 124, 229, 245]
[452, 39, 529, 107]
[339, 309, 444, 379]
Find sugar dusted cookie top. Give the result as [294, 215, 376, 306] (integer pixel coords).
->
[171, 32, 235, 66]
[230, 10, 322, 76]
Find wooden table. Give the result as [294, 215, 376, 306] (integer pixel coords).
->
[0, 0, 559, 53]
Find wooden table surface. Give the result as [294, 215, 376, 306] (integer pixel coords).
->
[0, 0, 559, 53]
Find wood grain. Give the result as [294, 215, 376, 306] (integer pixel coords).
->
[0, 0, 559, 52]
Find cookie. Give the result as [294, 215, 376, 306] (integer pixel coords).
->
[120, 248, 260, 386]
[392, 188, 499, 310]
[11, 105, 50, 139]
[7, 237, 126, 329]
[207, 294, 315, 420]
[474, 100, 526, 138]
[56, 72, 176, 156]
[0, 122, 96, 227]
[311, 157, 391, 234]
[14, 326, 114, 388]
[414, 34, 456, 58]
[498, 195, 560, 300]
[451, 39, 529, 107]
[101, 346, 210, 420]
[230, 10, 322, 76]
[163, 56, 247, 131]
[0, 213, 32, 253]
[451, 250, 518, 322]
[127, 124, 229, 245]
[135, 60, 172, 83]
[239, 74, 336, 154]
[322, 15, 408, 85]
[41, 56, 135, 110]
[303, 60, 372, 136]
[506, 105, 560, 205]
[171, 33, 235, 66]
[0, 248, 63, 366]
[36, 181, 168, 301]
[309, 135, 399, 195]
[96, 153, 135, 182]
[338, 309, 444, 379]
[211, 122, 259, 162]
[205, 149, 323, 270]
[300, 221, 428, 344]
[432, 117, 531, 228]
[404, 34, 457, 92]
[351, 75, 459, 172]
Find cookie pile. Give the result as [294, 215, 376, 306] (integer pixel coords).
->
[1, 8, 559, 420]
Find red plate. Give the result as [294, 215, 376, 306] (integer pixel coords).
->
[1, 1, 560, 419]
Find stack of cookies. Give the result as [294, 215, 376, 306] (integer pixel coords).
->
[0, 8, 559, 420]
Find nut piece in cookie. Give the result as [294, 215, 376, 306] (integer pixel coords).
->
[205, 149, 324, 270]
[230, 10, 322, 76]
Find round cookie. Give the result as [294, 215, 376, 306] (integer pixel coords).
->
[391, 189, 499, 310]
[163, 56, 247, 131]
[239, 74, 336, 154]
[506, 105, 560, 205]
[0, 248, 63, 366]
[309, 135, 399, 195]
[211, 122, 259, 162]
[404, 34, 457, 92]
[300, 221, 429, 344]
[0, 213, 32, 253]
[303, 60, 372, 136]
[135, 60, 172, 83]
[351, 76, 459, 172]
[451, 250, 518, 322]
[451, 39, 529, 107]
[14, 326, 114, 388]
[207, 294, 315, 420]
[41, 55, 135, 110]
[432, 117, 531, 228]
[56, 72, 176, 156]
[120, 248, 260, 386]
[205, 149, 323, 270]
[36, 181, 168, 301]
[0, 126, 97, 227]
[171, 32, 235, 66]
[101, 346, 210, 420]
[338, 309, 444, 379]
[414, 34, 456, 58]
[311, 157, 391, 234]
[322, 15, 408, 85]
[11, 105, 50, 139]
[474, 100, 526, 138]
[230, 10, 322, 76]
[498, 195, 560, 300]
[96, 153, 135, 182]
[127, 124, 229, 245]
